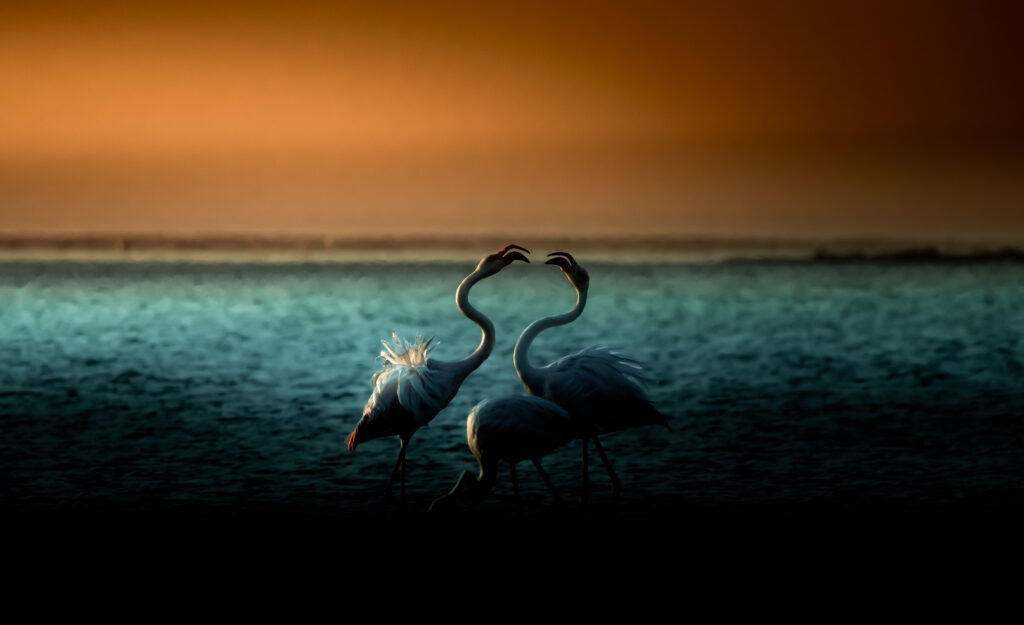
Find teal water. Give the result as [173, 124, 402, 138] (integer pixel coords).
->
[2, 260, 1023, 522]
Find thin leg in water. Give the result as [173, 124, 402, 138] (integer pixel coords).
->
[532, 459, 562, 504]
[400, 437, 409, 498]
[591, 437, 622, 496]
[385, 436, 409, 498]
[580, 437, 590, 507]
[509, 462, 520, 501]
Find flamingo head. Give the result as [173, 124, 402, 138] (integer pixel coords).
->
[475, 243, 530, 276]
[545, 251, 589, 291]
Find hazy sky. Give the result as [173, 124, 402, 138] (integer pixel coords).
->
[2, 1, 1022, 239]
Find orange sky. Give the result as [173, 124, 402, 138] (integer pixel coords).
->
[2, 1, 1022, 238]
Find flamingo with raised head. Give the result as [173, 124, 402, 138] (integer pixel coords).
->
[429, 394, 574, 511]
[347, 244, 530, 497]
[513, 251, 669, 503]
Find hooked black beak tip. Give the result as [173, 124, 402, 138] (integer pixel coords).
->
[545, 257, 572, 271]
[546, 251, 576, 267]
[500, 243, 531, 255]
[545, 251, 576, 271]
[502, 251, 530, 264]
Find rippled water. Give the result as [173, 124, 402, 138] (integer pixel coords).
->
[2, 260, 1023, 525]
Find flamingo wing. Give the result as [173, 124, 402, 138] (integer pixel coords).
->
[541, 346, 664, 433]
[543, 346, 650, 401]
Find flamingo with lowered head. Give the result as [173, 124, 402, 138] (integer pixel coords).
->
[347, 244, 530, 497]
[513, 251, 669, 503]
[429, 394, 575, 511]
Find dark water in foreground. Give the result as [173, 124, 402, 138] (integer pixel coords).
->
[2, 260, 1023, 532]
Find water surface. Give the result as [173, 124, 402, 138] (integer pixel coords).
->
[2, 260, 1023, 526]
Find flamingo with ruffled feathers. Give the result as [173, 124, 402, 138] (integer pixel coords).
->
[513, 251, 669, 504]
[347, 244, 530, 497]
[429, 394, 575, 511]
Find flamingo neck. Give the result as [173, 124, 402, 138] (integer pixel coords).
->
[474, 462, 497, 495]
[453, 267, 496, 374]
[514, 281, 588, 394]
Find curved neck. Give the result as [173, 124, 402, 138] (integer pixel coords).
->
[452, 267, 496, 373]
[514, 281, 587, 393]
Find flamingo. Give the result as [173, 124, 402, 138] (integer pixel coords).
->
[429, 394, 575, 511]
[513, 251, 669, 503]
[347, 244, 530, 497]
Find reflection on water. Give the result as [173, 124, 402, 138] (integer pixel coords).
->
[1, 260, 1023, 521]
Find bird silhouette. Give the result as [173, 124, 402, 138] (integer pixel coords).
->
[429, 394, 575, 511]
[513, 251, 669, 504]
[347, 244, 530, 497]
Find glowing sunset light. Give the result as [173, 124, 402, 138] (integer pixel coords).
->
[1, 1, 1022, 239]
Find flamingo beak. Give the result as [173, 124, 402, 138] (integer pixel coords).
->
[545, 251, 576, 271]
[497, 244, 530, 264]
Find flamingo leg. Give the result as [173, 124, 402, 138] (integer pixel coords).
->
[400, 437, 409, 499]
[510, 462, 520, 501]
[580, 438, 590, 507]
[532, 459, 562, 504]
[385, 437, 408, 498]
[592, 438, 622, 496]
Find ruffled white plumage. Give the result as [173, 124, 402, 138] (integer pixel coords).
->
[360, 333, 457, 431]
[533, 344, 663, 436]
[540, 345, 651, 404]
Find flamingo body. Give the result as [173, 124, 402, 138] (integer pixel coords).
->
[513, 252, 668, 501]
[467, 395, 575, 467]
[347, 334, 472, 450]
[346, 244, 530, 496]
[431, 394, 573, 510]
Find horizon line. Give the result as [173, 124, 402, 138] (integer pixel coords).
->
[3, 231, 1023, 247]
[2, 232, 1023, 264]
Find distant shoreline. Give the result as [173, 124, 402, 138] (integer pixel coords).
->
[0, 233, 1022, 263]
